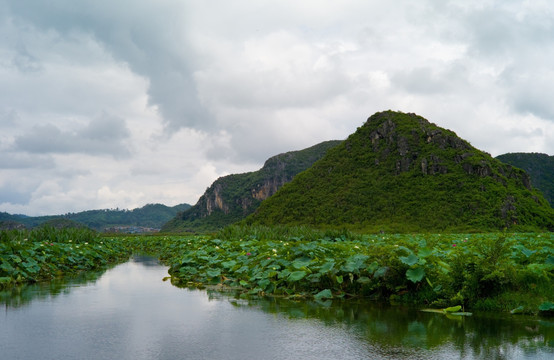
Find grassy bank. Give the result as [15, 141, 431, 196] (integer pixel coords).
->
[127, 226, 554, 315]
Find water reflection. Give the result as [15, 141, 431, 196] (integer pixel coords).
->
[199, 289, 554, 359]
[131, 254, 161, 267]
[0, 255, 154, 309]
[1, 268, 107, 309]
[1, 256, 552, 360]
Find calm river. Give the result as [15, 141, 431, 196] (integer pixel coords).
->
[1, 256, 552, 359]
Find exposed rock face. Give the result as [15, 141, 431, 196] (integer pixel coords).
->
[252, 179, 282, 201]
[161, 140, 342, 232]
[421, 154, 448, 175]
[198, 154, 317, 218]
[204, 183, 229, 215]
[361, 112, 532, 189]
[199, 174, 289, 217]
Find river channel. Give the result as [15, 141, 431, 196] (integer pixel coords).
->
[1, 256, 553, 359]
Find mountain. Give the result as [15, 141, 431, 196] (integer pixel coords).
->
[496, 153, 554, 207]
[0, 203, 190, 231]
[246, 111, 554, 232]
[162, 140, 342, 232]
[37, 218, 90, 229]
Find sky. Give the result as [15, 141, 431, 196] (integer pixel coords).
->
[1, 0, 554, 216]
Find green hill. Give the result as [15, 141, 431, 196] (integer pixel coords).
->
[246, 111, 554, 232]
[496, 152, 553, 207]
[162, 141, 342, 232]
[0, 203, 190, 231]
[37, 218, 90, 229]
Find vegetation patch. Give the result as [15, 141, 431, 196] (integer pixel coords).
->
[0, 227, 131, 288]
[3, 225, 552, 316]
[126, 226, 554, 314]
[496, 152, 554, 207]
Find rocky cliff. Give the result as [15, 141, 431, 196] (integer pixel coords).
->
[162, 140, 341, 232]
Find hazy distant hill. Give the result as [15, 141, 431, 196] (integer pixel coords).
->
[496, 152, 553, 207]
[0, 203, 190, 231]
[162, 141, 342, 232]
[246, 111, 554, 232]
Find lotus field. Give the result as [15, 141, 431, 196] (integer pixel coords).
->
[130, 226, 554, 314]
[0, 227, 131, 287]
[1, 226, 553, 315]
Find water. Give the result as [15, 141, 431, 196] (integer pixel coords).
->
[1, 256, 552, 359]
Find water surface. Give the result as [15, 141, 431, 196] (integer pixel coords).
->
[1, 256, 552, 359]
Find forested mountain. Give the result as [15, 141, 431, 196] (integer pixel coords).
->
[162, 140, 342, 232]
[246, 111, 554, 232]
[496, 152, 553, 207]
[0, 203, 190, 231]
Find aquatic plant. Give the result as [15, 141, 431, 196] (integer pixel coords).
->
[0, 227, 131, 287]
[3, 225, 552, 313]
[125, 227, 554, 313]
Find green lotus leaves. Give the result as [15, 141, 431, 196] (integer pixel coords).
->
[221, 260, 237, 269]
[292, 257, 312, 269]
[2, 227, 552, 315]
[342, 254, 369, 273]
[257, 278, 271, 289]
[0, 227, 130, 288]
[406, 267, 425, 283]
[417, 247, 434, 258]
[538, 302, 554, 312]
[314, 289, 333, 300]
[288, 271, 307, 282]
[444, 305, 462, 313]
[399, 254, 419, 266]
[319, 261, 335, 274]
[373, 266, 388, 279]
[206, 268, 221, 278]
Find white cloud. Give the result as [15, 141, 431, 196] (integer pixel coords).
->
[13, 112, 131, 158]
[195, 30, 352, 110]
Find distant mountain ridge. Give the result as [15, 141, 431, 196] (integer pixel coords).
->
[0, 203, 190, 231]
[162, 140, 342, 232]
[496, 152, 553, 207]
[245, 111, 554, 232]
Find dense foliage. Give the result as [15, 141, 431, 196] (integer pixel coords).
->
[246, 111, 554, 232]
[129, 226, 554, 314]
[0, 203, 190, 231]
[2, 225, 553, 315]
[496, 152, 554, 207]
[162, 140, 341, 232]
[0, 227, 131, 287]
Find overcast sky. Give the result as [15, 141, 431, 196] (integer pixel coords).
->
[1, 0, 554, 216]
